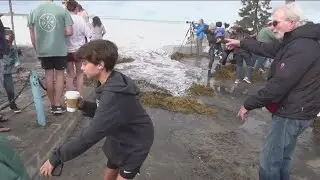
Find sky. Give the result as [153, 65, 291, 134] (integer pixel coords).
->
[0, 1, 319, 23]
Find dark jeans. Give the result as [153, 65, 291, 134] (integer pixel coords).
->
[254, 55, 267, 70]
[220, 49, 233, 65]
[234, 52, 252, 80]
[208, 45, 215, 70]
[208, 43, 226, 70]
[259, 115, 310, 180]
[3, 73, 15, 105]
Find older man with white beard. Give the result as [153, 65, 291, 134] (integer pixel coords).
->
[226, 3, 320, 180]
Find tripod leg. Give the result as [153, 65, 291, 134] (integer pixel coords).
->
[178, 28, 190, 53]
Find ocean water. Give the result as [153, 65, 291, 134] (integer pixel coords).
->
[1, 1, 319, 96]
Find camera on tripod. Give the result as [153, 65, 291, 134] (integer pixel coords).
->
[186, 21, 199, 25]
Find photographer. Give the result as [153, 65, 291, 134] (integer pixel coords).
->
[192, 19, 206, 56]
[205, 23, 217, 74]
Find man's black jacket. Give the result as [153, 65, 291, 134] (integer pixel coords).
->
[241, 23, 320, 120]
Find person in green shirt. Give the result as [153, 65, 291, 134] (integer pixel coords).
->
[253, 22, 276, 72]
[0, 135, 30, 180]
[27, 0, 73, 114]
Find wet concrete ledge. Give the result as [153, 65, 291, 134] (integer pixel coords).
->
[4, 86, 95, 179]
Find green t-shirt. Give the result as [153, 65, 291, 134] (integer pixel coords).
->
[257, 27, 275, 43]
[27, 2, 73, 57]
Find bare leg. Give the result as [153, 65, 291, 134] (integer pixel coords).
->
[75, 61, 84, 96]
[45, 69, 55, 106]
[54, 70, 65, 106]
[66, 61, 75, 91]
[104, 168, 118, 180]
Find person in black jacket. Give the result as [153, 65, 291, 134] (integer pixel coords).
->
[205, 23, 216, 75]
[40, 40, 154, 180]
[226, 3, 320, 179]
[0, 15, 11, 132]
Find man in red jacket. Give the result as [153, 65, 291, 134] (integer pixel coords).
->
[226, 3, 320, 180]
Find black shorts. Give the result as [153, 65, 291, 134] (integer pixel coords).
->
[67, 53, 76, 62]
[106, 161, 140, 179]
[39, 56, 67, 70]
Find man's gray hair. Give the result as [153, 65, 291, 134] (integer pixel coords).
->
[275, 2, 307, 27]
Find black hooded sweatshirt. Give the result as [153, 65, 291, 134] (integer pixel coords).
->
[50, 71, 154, 169]
[0, 19, 7, 58]
[241, 23, 320, 120]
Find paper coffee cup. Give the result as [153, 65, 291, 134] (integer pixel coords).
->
[65, 91, 80, 112]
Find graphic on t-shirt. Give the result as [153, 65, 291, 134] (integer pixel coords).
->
[39, 13, 56, 32]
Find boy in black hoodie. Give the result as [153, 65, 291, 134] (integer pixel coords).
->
[40, 40, 154, 180]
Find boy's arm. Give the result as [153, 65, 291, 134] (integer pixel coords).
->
[78, 100, 97, 118]
[49, 93, 125, 167]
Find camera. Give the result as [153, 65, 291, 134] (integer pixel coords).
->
[186, 21, 194, 24]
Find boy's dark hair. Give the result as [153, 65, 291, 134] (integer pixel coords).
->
[216, 21, 222, 27]
[92, 16, 102, 27]
[75, 40, 118, 71]
[66, 0, 78, 12]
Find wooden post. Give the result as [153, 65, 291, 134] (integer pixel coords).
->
[30, 71, 46, 126]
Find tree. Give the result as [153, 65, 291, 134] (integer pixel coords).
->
[286, 0, 295, 4]
[235, 0, 272, 34]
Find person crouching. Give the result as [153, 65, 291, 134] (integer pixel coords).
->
[40, 40, 154, 180]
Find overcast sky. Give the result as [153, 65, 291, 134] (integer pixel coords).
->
[0, 1, 319, 23]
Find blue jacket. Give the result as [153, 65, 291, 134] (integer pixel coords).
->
[193, 24, 206, 40]
[3, 46, 21, 74]
[215, 27, 225, 38]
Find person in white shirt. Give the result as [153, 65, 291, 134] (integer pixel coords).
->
[66, 0, 91, 96]
[76, 3, 89, 23]
[90, 16, 106, 41]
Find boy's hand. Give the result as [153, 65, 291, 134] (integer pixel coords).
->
[40, 160, 54, 177]
[64, 96, 84, 109]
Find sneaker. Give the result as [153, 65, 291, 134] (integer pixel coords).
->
[243, 77, 252, 84]
[50, 106, 55, 113]
[234, 79, 240, 84]
[10, 103, 21, 113]
[53, 106, 66, 114]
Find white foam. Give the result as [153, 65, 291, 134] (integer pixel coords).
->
[1, 15, 205, 96]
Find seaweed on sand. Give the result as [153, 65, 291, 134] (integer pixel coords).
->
[139, 92, 216, 116]
[117, 56, 135, 64]
[170, 52, 192, 61]
[188, 83, 215, 97]
[251, 69, 266, 83]
[213, 65, 267, 83]
[212, 64, 237, 80]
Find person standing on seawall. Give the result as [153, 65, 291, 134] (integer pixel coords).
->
[226, 3, 320, 179]
[28, 0, 73, 114]
[66, 0, 91, 96]
[193, 19, 206, 56]
[90, 16, 106, 41]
